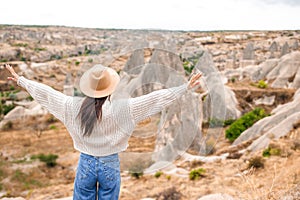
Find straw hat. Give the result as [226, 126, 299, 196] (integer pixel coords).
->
[79, 64, 120, 98]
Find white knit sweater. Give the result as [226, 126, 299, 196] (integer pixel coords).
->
[18, 76, 188, 156]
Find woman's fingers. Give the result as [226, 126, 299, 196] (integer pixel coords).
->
[188, 72, 202, 89]
[6, 64, 15, 74]
[5, 64, 13, 74]
[190, 72, 202, 84]
[5, 64, 19, 82]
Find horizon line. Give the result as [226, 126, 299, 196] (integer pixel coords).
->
[1, 24, 299, 33]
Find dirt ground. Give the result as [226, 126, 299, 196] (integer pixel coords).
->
[0, 112, 299, 200]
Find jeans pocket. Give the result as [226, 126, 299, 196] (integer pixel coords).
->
[77, 157, 92, 180]
[103, 158, 120, 182]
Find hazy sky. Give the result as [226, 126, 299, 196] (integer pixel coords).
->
[0, 0, 299, 31]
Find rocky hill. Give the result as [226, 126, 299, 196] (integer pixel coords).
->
[0, 25, 299, 200]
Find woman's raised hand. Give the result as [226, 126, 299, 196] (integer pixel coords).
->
[188, 72, 202, 90]
[5, 64, 19, 83]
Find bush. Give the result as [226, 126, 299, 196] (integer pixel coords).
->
[262, 147, 281, 157]
[154, 171, 163, 178]
[129, 170, 143, 179]
[49, 125, 57, 130]
[128, 164, 144, 179]
[153, 187, 182, 200]
[189, 168, 206, 180]
[248, 157, 264, 169]
[34, 47, 47, 52]
[26, 96, 34, 101]
[190, 160, 204, 168]
[46, 114, 57, 123]
[183, 61, 195, 75]
[31, 153, 58, 167]
[1, 104, 15, 115]
[225, 108, 268, 142]
[1, 121, 13, 131]
[166, 175, 171, 180]
[50, 55, 62, 60]
[12, 43, 28, 47]
[257, 80, 268, 89]
[224, 119, 236, 126]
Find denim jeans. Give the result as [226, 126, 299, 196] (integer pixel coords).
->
[73, 153, 121, 200]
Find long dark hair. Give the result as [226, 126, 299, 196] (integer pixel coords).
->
[78, 96, 109, 137]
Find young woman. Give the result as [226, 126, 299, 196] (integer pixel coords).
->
[5, 63, 201, 199]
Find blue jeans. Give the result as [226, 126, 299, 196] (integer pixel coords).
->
[73, 153, 121, 200]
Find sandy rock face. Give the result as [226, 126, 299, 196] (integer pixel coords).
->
[198, 193, 236, 200]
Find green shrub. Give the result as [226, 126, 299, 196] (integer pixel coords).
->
[166, 175, 171, 180]
[225, 108, 268, 142]
[223, 119, 236, 126]
[26, 96, 34, 101]
[31, 153, 58, 167]
[154, 171, 163, 178]
[128, 164, 144, 179]
[189, 168, 206, 180]
[49, 125, 57, 130]
[190, 160, 204, 168]
[154, 187, 182, 199]
[34, 47, 47, 52]
[46, 114, 57, 123]
[88, 58, 93, 63]
[183, 61, 195, 75]
[75, 61, 80, 66]
[248, 157, 264, 169]
[129, 170, 143, 179]
[262, 147, 281, 157]
[257, 80, 268, 89]
[1, 121, 13, 131]
[50, 55, 62, 60]
[12, 43, 28, 47]
[1, 104, 15, 115]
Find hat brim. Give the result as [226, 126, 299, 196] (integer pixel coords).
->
[79, 65, 120, 98]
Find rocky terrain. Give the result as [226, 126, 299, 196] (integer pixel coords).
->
[0, 25, 300, 200]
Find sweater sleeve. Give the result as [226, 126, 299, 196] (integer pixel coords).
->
[129, 84, 187, 124]
[17, 76, 68, 123]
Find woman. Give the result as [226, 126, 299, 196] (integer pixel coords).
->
[5, 63, 201, 199]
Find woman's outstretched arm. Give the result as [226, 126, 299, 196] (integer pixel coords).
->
[129, 72, 202, 124]
[5, 64, 69, 123]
